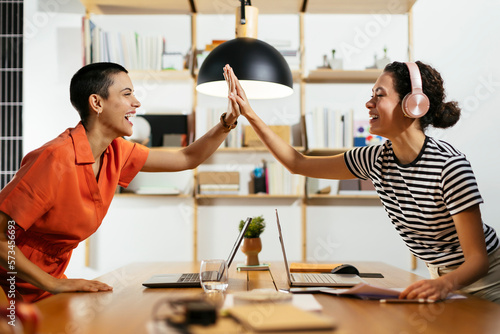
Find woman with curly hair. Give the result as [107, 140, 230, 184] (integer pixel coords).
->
[224, 61, 500, 303]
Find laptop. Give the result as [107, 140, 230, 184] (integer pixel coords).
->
[275, 209, 364, 287]
[142, 217, 251, 288]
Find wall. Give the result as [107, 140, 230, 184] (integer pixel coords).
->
[22, 0, 500, 280]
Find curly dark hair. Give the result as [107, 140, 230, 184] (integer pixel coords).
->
[70, 62, 128, 127]
[383, 61, 461, 131]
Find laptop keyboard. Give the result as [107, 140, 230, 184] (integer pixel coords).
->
[292, 273, 345, 284]
[178, 273, 200, 283]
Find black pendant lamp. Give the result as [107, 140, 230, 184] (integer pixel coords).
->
[196, 1, 293, 99]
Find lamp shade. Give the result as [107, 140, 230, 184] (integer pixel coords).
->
[196, 37, 294, 99]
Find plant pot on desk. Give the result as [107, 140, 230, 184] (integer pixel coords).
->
[241, 237, 262, 266]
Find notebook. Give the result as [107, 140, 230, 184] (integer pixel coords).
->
[142, 217, 251, 288]
[228, 303, 336, 332]
[275, 209, 364, 287]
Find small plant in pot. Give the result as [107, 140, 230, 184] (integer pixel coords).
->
[239, 216, 266, 266]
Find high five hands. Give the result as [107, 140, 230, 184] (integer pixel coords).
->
[223, 64, 250, 117]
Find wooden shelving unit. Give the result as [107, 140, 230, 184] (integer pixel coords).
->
[196, 194, 302, 200]
[80, 0, 416, 264]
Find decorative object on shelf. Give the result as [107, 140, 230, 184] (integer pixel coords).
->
[124, 115, 151, 146]
[196, 0, 293, 99]
[198, 171, 240, 195]
[239, 215, 266, 266]
[317, 54, 331, 69]
[376, 46, 391, 69]
[161, 52, 184, 71]
[252, 164, 267, 194]
[244, 125, 290, 147]
[139, 115, 188, 147]
[328, 49, 343, 70]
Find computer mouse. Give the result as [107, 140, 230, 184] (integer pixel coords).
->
[331, 264, 359, 275]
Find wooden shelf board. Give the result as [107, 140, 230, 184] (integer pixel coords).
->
[81, 0, 193, 14]
[216, 146, 305, 153]
[305, 69, 382, 83]
[305, 0, 416, 14]
[149, 147, 184, 152]
[306, 148, 350, 156]
[194, 0, 303, 14]
[307, 193, 379, 199]
[196, 194, 302, 199]
[292, 69, 302, 82]
[82, 0, 416, 15]
[116, 193, 192, 198]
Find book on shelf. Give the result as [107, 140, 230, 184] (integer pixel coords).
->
[338, 179, 377, 195]
[195, 107, 243, 148]
[305, 107, 354, 150]
[264, 161, 304, 196]
[83, 18, 184, 71]
[198, 171, 240, 195]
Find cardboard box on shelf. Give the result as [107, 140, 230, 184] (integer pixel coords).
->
[244, 125, 290, 147]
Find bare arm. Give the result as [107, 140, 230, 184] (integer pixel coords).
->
[400, 205, 489, 300]
[225, 65, 354, 180]
[0, 211, 112, 295]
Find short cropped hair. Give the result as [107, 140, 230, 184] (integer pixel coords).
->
[70, 62, 128, 126]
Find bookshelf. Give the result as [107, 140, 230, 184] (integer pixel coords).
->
[79, 0, 416, 264]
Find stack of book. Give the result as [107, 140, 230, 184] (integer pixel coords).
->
[305, 108, 354, 149]
[195, 107, 243, 148]
[266, 161, 304, 196]
[83, 19, 184, 71]
[198, 171, 240, 195]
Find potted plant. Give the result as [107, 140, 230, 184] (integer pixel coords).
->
[239, 215, 266, 266]
[376, 46, 391, 69]
[329, 49, 343, 70]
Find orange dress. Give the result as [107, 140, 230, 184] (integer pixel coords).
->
[0, 123, 149, 302]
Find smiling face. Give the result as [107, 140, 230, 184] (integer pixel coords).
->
[97, 71, 141, 138]
[365, 72, 410, 139]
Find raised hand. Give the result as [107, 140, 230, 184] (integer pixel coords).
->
[223, 64, 241, 120]
[224, 64, 251, 117]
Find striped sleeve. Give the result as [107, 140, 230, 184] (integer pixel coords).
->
[441, 155, 483, 215]
[344, 145, 383, 180]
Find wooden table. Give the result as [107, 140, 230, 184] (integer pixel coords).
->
[34, 261, 500, 334]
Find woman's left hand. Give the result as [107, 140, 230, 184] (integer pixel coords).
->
[223, 64, 241, 122]
[399, 277, 455, 301]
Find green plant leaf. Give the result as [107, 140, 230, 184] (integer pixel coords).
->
[239, 215, 266, 238]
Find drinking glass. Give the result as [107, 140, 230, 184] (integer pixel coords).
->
[199, 259, 228, 294]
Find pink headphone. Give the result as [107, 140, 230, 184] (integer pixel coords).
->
[401, 62, 430, 118]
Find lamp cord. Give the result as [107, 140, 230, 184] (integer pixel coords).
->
[239, 0, 252, 25]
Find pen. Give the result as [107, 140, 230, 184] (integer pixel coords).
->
[380, 298, 435, 304]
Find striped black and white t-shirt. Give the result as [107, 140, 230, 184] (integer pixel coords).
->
[344, 136, 499, 267]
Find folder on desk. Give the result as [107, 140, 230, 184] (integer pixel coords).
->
[289, 263, 342, 273]
[228, 303, 336, 332]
